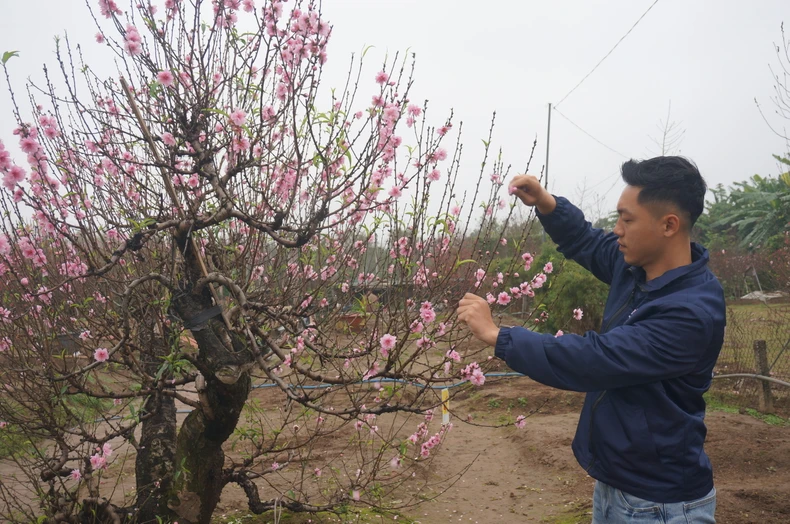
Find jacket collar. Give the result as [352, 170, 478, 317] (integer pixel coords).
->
[631, 243, 709, 292]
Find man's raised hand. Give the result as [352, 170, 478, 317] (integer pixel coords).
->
[509, 175, 557, 215]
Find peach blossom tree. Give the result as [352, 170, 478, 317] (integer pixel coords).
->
[0, 1, 562, 522]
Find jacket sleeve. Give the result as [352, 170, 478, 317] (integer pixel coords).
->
[494, 303, 714, 392]
[537, 196, 621, 285]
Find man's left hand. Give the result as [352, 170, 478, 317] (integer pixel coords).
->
[457, 293, 500, 346]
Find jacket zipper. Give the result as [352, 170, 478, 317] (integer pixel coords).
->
[585, 391, 608, 472]
[586, 284, 638, 472]
[601, 285, 637, 334]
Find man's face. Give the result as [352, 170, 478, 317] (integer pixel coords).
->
[612, 185, 668, 268]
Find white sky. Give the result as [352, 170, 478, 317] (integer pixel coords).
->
[1, 0, 788, 220]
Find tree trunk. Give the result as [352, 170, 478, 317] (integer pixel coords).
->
[135, 306, 178, 523]
[168, 288, 253, 524]
[171, 371, 250, 524]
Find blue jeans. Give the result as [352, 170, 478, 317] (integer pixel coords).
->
[592, 481, 716, 523]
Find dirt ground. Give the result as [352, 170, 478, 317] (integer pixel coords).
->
[206, 372, 790, 524]
[387, 376, 790, 524]
[2, 372, 788, 524]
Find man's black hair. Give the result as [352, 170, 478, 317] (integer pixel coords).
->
[620, 156, 707, 228]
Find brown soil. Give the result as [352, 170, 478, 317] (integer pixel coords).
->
[210, 375, 790, 523]
[2, 375, 788, 524]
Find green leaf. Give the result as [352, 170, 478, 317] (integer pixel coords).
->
[2, 51, 20, 65]
[772, 154, 790, 166]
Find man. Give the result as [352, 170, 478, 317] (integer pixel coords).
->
[457, 157, 725, 523]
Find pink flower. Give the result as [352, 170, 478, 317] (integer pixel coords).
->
[475, 269, 486, 281]
[70, 469, 81, 481]
[497, 292, 511, 306]
[521, 252, 533, 271]
[19, 137, 39, 154]
[451, 205, 461, 216]
[427, 169, 441, 182]
[573, 308, 583, 321]
[415, 336, 432, 350]
[314, 467, 322, 476]
[380, 334, 396, 353]
[271, 461, 280, 471]
[389, 456, 401, 469]
[98, 0, 121, 18]
[102, 443, 113, 457]
[544, 262, 553, 274]
[352, 490, 361, 501]
[242, 0, 255, 12]
[375, 71, 389, 84]
[485, 293, 496, 304]
[515, 415, 526, 429]
[90, 453, 107, 470]
[157, 70, 175, 87]
[388, 185, 402, 198]
[469, 368, 486, 386]
[229, 108, 247, 127]
[93, 348, 109, 362]
[420, 302, 436, 323]
[95, 32, 105, 43]
[0, 421, 7, 429]
[532, 273, 547, 289]
[5, 165, 26, 188]
[555, 330, 564, 337]
[161, 132, 176, 147]
[125, 39, 142, 56]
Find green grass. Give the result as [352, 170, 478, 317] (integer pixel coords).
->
[542, 501, 592, 524]
[0, 392, 121, 460]
[0, 429, 38, 459]
[212, 507, 416, 524]
[704, 392, 790, 426]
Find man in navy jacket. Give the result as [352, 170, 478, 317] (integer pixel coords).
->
[457, 157, 725, 523]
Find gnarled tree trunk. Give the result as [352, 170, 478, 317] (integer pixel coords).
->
[134, 305, 178, 523]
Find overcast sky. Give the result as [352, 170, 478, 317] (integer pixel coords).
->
[1, 0, 788, 219]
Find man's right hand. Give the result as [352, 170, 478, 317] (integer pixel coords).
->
[509, 175, 557, 215]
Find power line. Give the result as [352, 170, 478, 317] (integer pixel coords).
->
[555, 0, 660, 108]
[552, 107, 628, 158]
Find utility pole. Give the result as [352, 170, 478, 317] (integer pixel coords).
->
[541, 103, 552, 243]
[545, 103, 552, 189]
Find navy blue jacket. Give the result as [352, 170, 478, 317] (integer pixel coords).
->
[494, 196, 726, 503]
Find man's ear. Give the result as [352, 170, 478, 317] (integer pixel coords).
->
[662, 213, 682, 237]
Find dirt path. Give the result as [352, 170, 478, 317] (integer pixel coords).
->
[383, 377, 790, 524]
